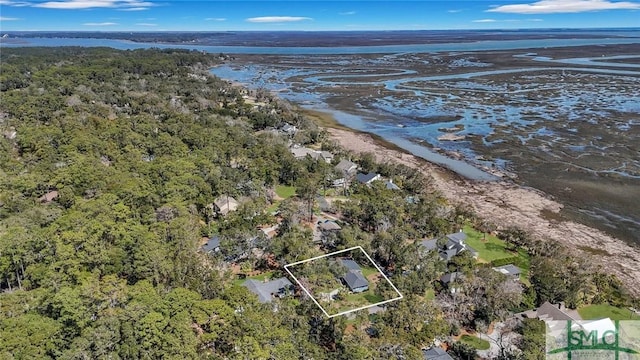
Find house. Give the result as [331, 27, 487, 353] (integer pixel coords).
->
[335, 159, 358, 176]
[422, 346, 454, 360]
[385, 179, 400, 190]
[420, 238, 439, 252]
[440, 271, 463, 286]
[38, 190, 59, 204]
[356, 172, 381, 185]
[243, 277, 294, 303]
[201, 236, 220, 253]
[339, 258, 362, 272]
[211, 195, 239, 216]
[521, 301, 577, 337]
[420, 231, 478, 261]
[342, 270, 369, 293]
[492, 264, 521, 280]
[281, 123, 298, 135]
[290, 146, 316, 160]
[318, 219, 342, 231]
[290, 146, 334, 164]
[440, 232, 478, 261]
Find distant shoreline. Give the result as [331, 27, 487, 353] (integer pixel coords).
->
[303, 107, 640, 297]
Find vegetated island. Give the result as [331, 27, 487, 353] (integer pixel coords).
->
[0, 47, 638, 359]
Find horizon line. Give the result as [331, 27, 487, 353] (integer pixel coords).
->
[3, 26, 640, 33]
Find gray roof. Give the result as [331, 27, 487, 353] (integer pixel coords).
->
[421, 238, 438, 251]
[356, 172, 379, 184]
[536, 301, 575, 321]
[201, 236, 220, 252]
[339, 259, 362, 272]
[335, 159, 358, 174]
[318, 220, 341, 231]
[243, 277, 293, 303]
[440, 272, 463, 284]
[493, 264, 521, 277]
[446, 232, 467, 244]
[439, 249, 459, 261]
[343, 270, 368, 291]
[423, 346, 454, 360]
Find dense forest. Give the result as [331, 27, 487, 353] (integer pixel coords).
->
[0, 47, 636, 359]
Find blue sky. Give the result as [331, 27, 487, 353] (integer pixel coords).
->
[1, 0, 639, 31]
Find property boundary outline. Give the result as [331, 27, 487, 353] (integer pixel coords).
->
[283, 246, 403, 318]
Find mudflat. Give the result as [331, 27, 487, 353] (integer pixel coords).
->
[211, 43, 640, 244]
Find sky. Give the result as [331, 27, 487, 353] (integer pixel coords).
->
[1, 0, 639, 31]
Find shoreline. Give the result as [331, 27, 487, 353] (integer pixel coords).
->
[305, 108, 640, 297]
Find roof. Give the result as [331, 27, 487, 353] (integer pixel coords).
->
[243, 277, 293, 303]
[201, 236, 220, 252]
[339, 259, 362, 272]
[440, 272, 463, 284]
[536, 301, 575, 321]
[343, 270, 368, 290]
[439, 249, 459, 261]
[421, 238, 439, 251]
[213, 196, 239, 214]
[385, 180, 400, 190]
[446, 232, 467, 244]
[356, 172, 380, 184]
[290, 147, 315, 159]
[423, 346, 453, 360]
[318, 220, 341, 231]
[335, 159, 358, 174]
[493, 264, 521, 276]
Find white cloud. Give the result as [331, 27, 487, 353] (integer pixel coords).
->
[34, 0, 154, 10]
[119, 7, 148, 11]
[246, 16, 312, 23]
[135, 22, 156, 26]
[473, 18, 498, 22]
[488, 0, 640, 14]
[448, 9, 464, 13]
[0, 16, 21, 20]
[339, 11, 356, 15]
[0, 1, 31, 6]
[83, 22, 118, 26]
[205, 17, 226, 21]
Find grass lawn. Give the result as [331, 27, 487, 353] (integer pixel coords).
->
[463, 225, 530, 283]
[361, 266, 380, 279]
[233, 270, 276, 286]
[459, 335, 490, 350]
[275, 185, 296, 199]
[578, 304, 640, 320]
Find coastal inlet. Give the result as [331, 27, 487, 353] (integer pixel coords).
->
[211, 45, 640, 243]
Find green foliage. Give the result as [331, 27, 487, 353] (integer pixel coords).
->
[459, 334, 490, 350]
[577, 304, 639, 320]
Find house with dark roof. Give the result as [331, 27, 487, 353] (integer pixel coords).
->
[422, 346, 453, 360]
[243, 277, 294, 303]
[420, 231, 478, 261]
[422, 346, 454, 360]
[440, 272, 464, 293]
[318, 219, 341, 231]
[356, 172, 381, 185]
[201, 236, 220, 253]
[339, 258, 362, 272]
[492, 264, 521, 280]
[342, 270, 369, 293]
